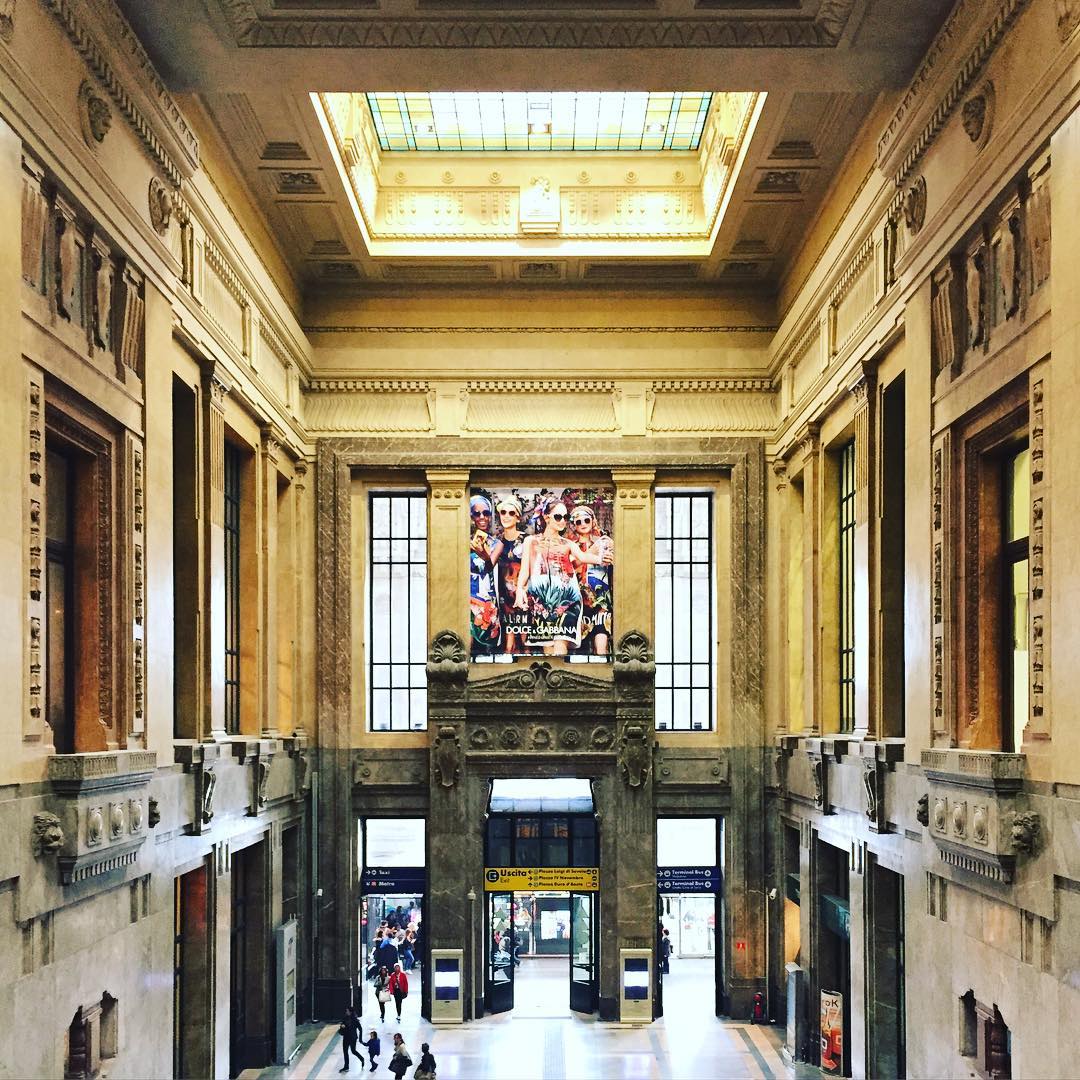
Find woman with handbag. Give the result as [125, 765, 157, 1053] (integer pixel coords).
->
[388, 962, 410, 1022]
[373, 966, 391, 1022]
[414, 1042, 437, 1080]
[387, 1033, 412, 1079]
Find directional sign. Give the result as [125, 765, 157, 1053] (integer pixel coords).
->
[361, 866, 426, 894]
[483, 867, 600, 892]
[656, 866, 720, 894]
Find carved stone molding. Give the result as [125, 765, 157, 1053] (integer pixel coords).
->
[218, 0, 859, 49]
[427, 630, 468, 687]
[612, 630, 654, 680]
[1028, 373, 1048, 738]
[175, 742, 221, 835]
[0, 0, 13, 45]
[44, 0, 198, 184]
[1010, 811, 1040, 854]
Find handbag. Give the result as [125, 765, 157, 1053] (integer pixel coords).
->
[378, 989, 391, 1003]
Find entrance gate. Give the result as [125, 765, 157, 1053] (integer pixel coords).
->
[486, 890, 597, 1015]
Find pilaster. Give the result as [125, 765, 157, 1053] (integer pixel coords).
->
[850, 363, 878, 740]
[426, 470, 471, 644]
[201, 362, 230, 741]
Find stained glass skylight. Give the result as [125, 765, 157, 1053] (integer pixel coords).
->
[365, 92, 713, 152]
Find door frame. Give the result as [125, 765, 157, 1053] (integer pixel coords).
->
[569, 891, 598, 1013]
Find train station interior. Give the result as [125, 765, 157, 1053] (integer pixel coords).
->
[2, 0, 1079, 1076]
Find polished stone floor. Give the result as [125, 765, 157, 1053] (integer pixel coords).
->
[245, 958, 808, 1079]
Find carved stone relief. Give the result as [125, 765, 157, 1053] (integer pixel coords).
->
[618, 724, 651, 788]
[147, 177, 173, 235]
[21, 154, 48, 290]
[1057, 0, 1080, 42]
[965, 239, 986, 350]
[433, 725, 461, 788]
[54, 198, 80, 323]
[916, 793, 930, 827]
[77, 80, 112, 148]
[147, 797, 161, 829]
[930, 258, 963, 379]
[32, 812, 63, 857]
[1027, 153, 1051, 291]
[86, 807, 104, 847]
[0, 0, 13, 45]
[903, 175, 927, 235]
[91, 238, 113, 351]
[998, 203, 1022, 320]
[426, 630, 467, 686]
[1010, 811, 1040, 854]
[961, 82, 994, 150]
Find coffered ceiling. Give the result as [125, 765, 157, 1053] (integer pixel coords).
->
[117, 0, 955, 297]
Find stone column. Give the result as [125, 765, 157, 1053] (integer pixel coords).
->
[611, 631, 657, 1021]
[200, 363, 231, 741]
[425, 632, 473, 1020]
[610, 470, 654, 638]
[850, 363, 878, 740]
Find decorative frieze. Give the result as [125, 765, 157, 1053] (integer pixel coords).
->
[930, 431, 953, 744]
[25, 370, 45, 742]
[930, 257, 963, 381]
[21, 152, 48, 292]
[1027, 151, 1051, 291]
[1028, 371, 1049, 738]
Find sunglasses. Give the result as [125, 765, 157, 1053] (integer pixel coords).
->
[471, 509, 491, 517]
[551, 513, 567, 521]
[498, 508, 519, 517]
[570, 516, 592, 525]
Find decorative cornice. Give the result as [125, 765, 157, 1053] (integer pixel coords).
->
[218, 0, 857, 49]
[308, 378, 430, 393]
[42, 0, 199, 186]
[882, 0, 1031, 191]
[302, 325, 777, 335]
[468, 379, 614, 393]
[651, 377, 773, 392]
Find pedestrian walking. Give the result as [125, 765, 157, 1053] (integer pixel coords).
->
[387, 1033, 412, 1079]
[660, 927, 672, 975]
[388, 962, 409, 1022]
[338, 1005, 365, 1073]
[373, 966, 391, 1022]
[415, 1041, 437, 1080]
[362, 1030, 380, 1074]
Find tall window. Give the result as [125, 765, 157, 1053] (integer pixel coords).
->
[1003, 446, 1030, 753]
[368, 493, 428, 731]
[223, 442, 242, 735]
[880, 375, 906, 738]
[838, 441, 856, 732]
[654, 492, 713, 731]
[46, 446, 76, 754]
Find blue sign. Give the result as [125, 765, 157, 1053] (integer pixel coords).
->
[656, 866, 720, 894]
[361, 866, 426, 894]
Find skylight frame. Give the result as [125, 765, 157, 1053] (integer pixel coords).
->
[365, 91, 713, 153]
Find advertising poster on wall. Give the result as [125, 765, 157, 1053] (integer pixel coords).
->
[468, 485, 614, 659]
[820, 989, 844, 1073]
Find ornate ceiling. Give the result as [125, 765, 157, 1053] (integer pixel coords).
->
[117, 0, 955, 296]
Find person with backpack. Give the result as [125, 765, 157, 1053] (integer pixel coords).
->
[337, 1005, 364, 1073]
[415, 1042, 437, 1080]
[388, 962, 409, 1022]
[362, 1029, 380, 1074]
[387, 1033, 412, 1079]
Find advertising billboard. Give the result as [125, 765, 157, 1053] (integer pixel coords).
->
[820, 989, 844, 1073]
[469, 485, 614, 659]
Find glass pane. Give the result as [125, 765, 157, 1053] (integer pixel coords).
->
[365, 818, 426, 866]
[371, 689, 390, 731]
[673, 565, 691, 660]
[46, 450, 69, 542]
[1011, 557, 1029, 751]
[672, 497, 690, 538]
[390, 564, 408, 658]
[571, 895, 592, 980]
[371, 497, 390, 539]
[410, 495, 427, 538]
[1005, 447, 1030, 542]
[655, 564, 672, 664]
[657, 818, 717, 866]
[489, 894, 513, 983]
[372, 539, 390, 563]
[370, 565, 390, 663]
[391, 496, 408, 537]
[409, 564, 427, 659]
[46, 556, 67, 739]
[655, 496, 671, 538]
[392, 688, 408, 729]
[656, 689, 672, 731]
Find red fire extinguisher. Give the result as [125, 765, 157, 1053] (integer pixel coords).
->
[752, 991, 765, 1023]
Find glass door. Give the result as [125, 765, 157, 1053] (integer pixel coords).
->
[487, 892, 514, 1014]
[569, 893, 597, 1013]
